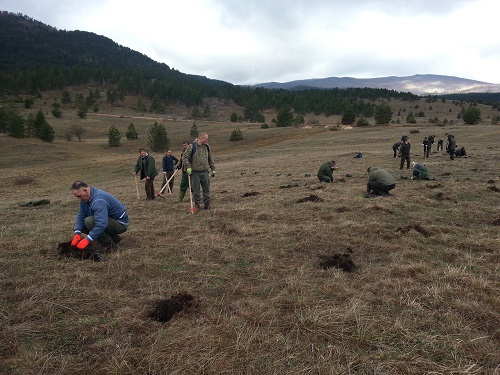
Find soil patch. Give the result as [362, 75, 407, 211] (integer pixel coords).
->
[487, 186, 500, 192]
[433, 192, 452, 201]
[365, 204, 393, 214]
[280, 183, 300, 189]
[335, 206, 350, 213]
[58, 241, 106, 261]
[319, 254, 356, 272]
[148, 293, 197, 323]
[491, 218, 500, 226]
[396, 224, 433, 237]
[242, 192, 260, 197]
[426, 184, 442, 189]
[296, 195, 323, 203]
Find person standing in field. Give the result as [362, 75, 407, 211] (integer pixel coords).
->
[446, 134, 457, 160]
[437, 139, 444, 152]
[182, 132, 216, 210]
[160, 149, 179, 195]
[317, 160, 338, 182]
[70, 181, 129, 252]
[176, 141, 190, 202]
[133, 148, 159, 200]
[399, 137, 411, 169]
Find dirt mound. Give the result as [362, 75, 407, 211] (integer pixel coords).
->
[426, 183, 442, 189]
[335, 206, 350, 213]
[280, 183, 300, 189]
[365, 204, 393, 214]
[433, 192, 452, 201]
[58, 241, 106, 261]
[396, 224, 433, 237]
[242, 192, 260, 197]
[296, 195, 323, 203]
[491, 218, 500, 226]
[148, 293, 197, 323]
[487, 186, 500, 192]
[319, 254, 356, 272]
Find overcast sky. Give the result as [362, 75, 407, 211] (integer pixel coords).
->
[3, 0, 500, 85]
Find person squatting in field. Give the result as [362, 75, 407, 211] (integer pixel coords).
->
[392, 141, 401, 158]
[182, 132, 216, 210]
[366, 167, 396, 197]
[70, 181, 129, 252]
[317, 160, 338, 182]
[411, 162, 430, 180]
[133, 148, 159, 200]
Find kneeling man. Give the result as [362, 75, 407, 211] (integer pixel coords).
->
[366, 167, 396, 196]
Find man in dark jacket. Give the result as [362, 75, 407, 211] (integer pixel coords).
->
[366, 167, 396, 196]
[133, 148, 159, 200]
[399, 138, 411, 169]
[70, 181, 129, 251]
[317, 160, 338, 182]
[161, 149, 179, 194]
[446, 134, 457, 160]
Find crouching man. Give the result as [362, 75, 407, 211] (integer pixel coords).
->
[412, 162, 430, 180]
[70, 181, 129, 251]
[366, 167, 396, 197]
[317, 160, 338, 183]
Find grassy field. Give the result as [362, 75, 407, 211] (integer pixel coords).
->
[0, 101, 499, 374]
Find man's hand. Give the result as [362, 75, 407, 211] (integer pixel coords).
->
[187, 167, 192, 175]
[211, 170, 216, 177]
[76, 238, 91, 250]
[71, 234, 81, 246]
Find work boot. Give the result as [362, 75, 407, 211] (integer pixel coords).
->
[178, 190, 186, 202]
[204, 202, 211, 210]
[195, 202, 201, 210]
[111, 234, 122, 244]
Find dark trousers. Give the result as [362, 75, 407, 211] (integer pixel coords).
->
[161, 171, 175, 193]
[145, 177, 155, 200]
[191, 171, 210, 206]
[83, 216, 128, 245]
[179, 171, 189, 193]
[393, 148, 398, 158]
[423, 145, 429, 158]
[367, 182, 395, 195]
[400, 153, 410, 169]
[449, 148, 455, 160]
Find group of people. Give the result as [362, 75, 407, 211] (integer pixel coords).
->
[70, 132, 215, 253]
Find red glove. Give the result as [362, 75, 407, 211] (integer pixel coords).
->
[71, 234, 81, 246]
[76, 238, 91, 250]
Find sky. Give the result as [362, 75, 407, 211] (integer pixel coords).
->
[3, 0, 500, 85]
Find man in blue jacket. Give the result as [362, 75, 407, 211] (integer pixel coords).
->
[70, 181, 129, 251]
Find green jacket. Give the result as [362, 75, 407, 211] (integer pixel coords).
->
[317, 162, 334, 180]
[134, 153, 158, 180]
[182, 140, 215, 172]
[368, 167, 396, 186]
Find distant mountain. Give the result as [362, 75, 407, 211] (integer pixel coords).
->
[253, 74, 500, 95]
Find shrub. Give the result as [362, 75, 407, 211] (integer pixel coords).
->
[409, 129, 420, 134]
[356, 117, 369, 127]
[261, 123, 269, 129]
[108, 125, 121, 147]
[126, 123, 138, 140]
[230, 128, 243, 141]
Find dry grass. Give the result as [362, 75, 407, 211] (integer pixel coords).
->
[0, 99, 499, 374]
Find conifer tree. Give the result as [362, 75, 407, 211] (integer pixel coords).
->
[108, 125, 121, 147]
[147, 122, 169, 152]
[126, 122, 139, 140]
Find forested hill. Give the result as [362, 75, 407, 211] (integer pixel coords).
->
[0, 11, 235, 105]
[1, 11, 420, 117]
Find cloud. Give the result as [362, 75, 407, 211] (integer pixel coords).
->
[2, 0, 500, 84]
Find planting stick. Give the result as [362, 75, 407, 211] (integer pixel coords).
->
[134, 174, 140, 200]
[188, 174, 194, 214]
[157, 169, 178, 196]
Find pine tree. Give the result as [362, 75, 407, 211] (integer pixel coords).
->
[147, 122, 169, 152]
[39, 123, 55, 142]
[229, 128, 243, 141]
[126, 122, 138, 140]
[108, 125, 121, 147]
[190, 122, 199, 137]
[51, 102, 62, 118]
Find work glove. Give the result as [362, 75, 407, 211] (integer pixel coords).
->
[71, 234, 82, 246]
[211, 170, 216, 177]
[76, 238, 91, 250]
[187, 167, 192, 175]
[177, 165, 182, 170]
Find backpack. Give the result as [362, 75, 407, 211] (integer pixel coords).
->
[188, 141, 210, 163]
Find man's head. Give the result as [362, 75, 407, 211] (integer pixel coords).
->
[199, 132, 208, 145]
[166, 150, 172, 156]
[71, 181, 91, 202]
[329, 160, 336, 167]
[139, 148, 148, 157]
[182, 141, 189, 149]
